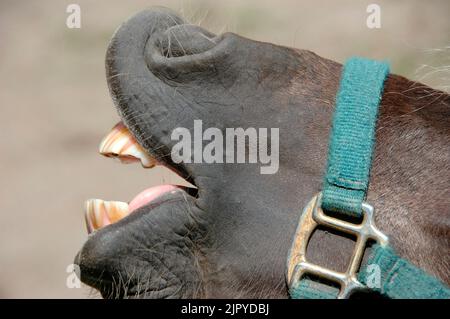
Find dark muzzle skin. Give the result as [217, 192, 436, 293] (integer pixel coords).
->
[75, 8, 450, 298]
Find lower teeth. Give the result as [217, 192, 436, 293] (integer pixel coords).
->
[84, 199, 129, 234]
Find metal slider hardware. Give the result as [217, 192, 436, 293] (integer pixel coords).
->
[287, 193, 389, 299]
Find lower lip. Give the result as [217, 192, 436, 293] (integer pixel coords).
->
[128, 184, 179, 213]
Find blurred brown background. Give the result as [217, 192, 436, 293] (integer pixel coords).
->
[0, 0, 448, 298]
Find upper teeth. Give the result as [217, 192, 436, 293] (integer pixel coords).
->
[99, 121, 156, 168]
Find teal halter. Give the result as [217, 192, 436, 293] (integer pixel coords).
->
[287, 57, 450, 299]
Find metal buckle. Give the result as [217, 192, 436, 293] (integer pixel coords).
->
[286, 193, 389, 299]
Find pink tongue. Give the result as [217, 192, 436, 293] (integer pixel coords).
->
[128, 185, 179, 213]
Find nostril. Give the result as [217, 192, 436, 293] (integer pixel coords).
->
[158, 24, 218, 57]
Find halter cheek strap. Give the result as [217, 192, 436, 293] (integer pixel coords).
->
[321, 58, 388, 218]
[287, 57, 450, 299]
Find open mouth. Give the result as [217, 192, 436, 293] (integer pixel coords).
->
[84, 121, 196, 234]
[76, 8, 234, 298]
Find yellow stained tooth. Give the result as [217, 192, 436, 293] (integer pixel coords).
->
[85, 199, 106, 231]
[94, 199, 109, 228]
[84, 201, 94, 234]
[104, 201, 130, 223]
[99, 121, 156, 168]
[84, 199, 129, 234]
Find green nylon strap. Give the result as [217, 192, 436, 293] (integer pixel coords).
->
[321, 57, 390, 218]
[290, 278, 338, 299]
[359, 245, 450, 299]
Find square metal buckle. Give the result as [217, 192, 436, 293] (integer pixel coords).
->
[286, 193, 389, 299]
